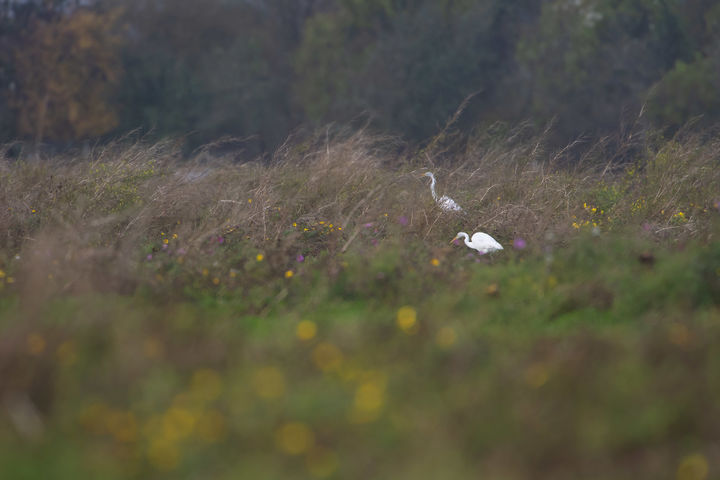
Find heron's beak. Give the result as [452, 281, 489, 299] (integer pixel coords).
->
[450, 236, 458, 244]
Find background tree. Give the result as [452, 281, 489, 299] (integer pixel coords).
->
[646, 2, 720, 130]
[9, 7, 123, 142]
[361, 0, 540, 139]
[0, 0, 71, 141]
[115, 0, 313, 152]
[516, 0, 691, 145]
[1, 0, 720, 153]
[294, 0, 540, 140]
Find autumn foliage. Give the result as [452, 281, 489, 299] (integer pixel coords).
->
[11, 9, 123, 141]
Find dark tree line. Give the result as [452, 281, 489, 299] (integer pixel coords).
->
[2, 0, 719, 153]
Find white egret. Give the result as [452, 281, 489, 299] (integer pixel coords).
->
[423, 172, 462, 212]
[451, 232, 503, 255]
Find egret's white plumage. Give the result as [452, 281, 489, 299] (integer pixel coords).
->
[423, 172, 462, 212]
[451, 231, 503, 254]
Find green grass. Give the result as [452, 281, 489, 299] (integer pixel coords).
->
[1, 131, 719, 479]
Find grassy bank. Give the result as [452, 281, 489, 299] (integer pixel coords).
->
[1, 131, 719, 479]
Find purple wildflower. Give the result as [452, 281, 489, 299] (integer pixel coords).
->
[363, 222, 374, 228]
[398, 216, 408, 226]
[146, 254, 153, 260]
[513, 238, 527, 250]
[217, 236, 225, 244]
[296, 254, 305, 263]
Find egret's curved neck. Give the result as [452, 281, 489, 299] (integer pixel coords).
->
[458, 232, 471, 247]
[428, 174, 438, 200]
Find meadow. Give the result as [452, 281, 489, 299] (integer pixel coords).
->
[1, 128, 719, 479]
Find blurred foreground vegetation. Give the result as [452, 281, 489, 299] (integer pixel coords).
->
[1, 130, 719, 479]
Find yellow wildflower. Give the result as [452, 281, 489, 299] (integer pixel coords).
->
[285, 270, 294, 278]
[349, 375, 387, 423]
[312, 343, 343, 372]
[354, 382, 384, 412]
[430, 258, 440, 267]
[485, 283, 500, 297]
[276, 422, 314, 455]
[256, 254, 264, 262]
[525, 362, 549, 388]
[677, 454, 708, 480]
[296, 320, 317, 341]
[396, 306, 418, 334]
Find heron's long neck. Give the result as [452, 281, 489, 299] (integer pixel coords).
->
[460, 233, 471, 247]
[429, 176, 438, 200]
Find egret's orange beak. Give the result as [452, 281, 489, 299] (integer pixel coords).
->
[450, 236, 458, 244]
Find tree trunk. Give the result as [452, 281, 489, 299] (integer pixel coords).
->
[35, 92, 49, 144]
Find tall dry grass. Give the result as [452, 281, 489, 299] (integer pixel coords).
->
[0, 127, 718, 299]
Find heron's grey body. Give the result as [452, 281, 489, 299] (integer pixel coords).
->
[424, 172, 462, 212]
